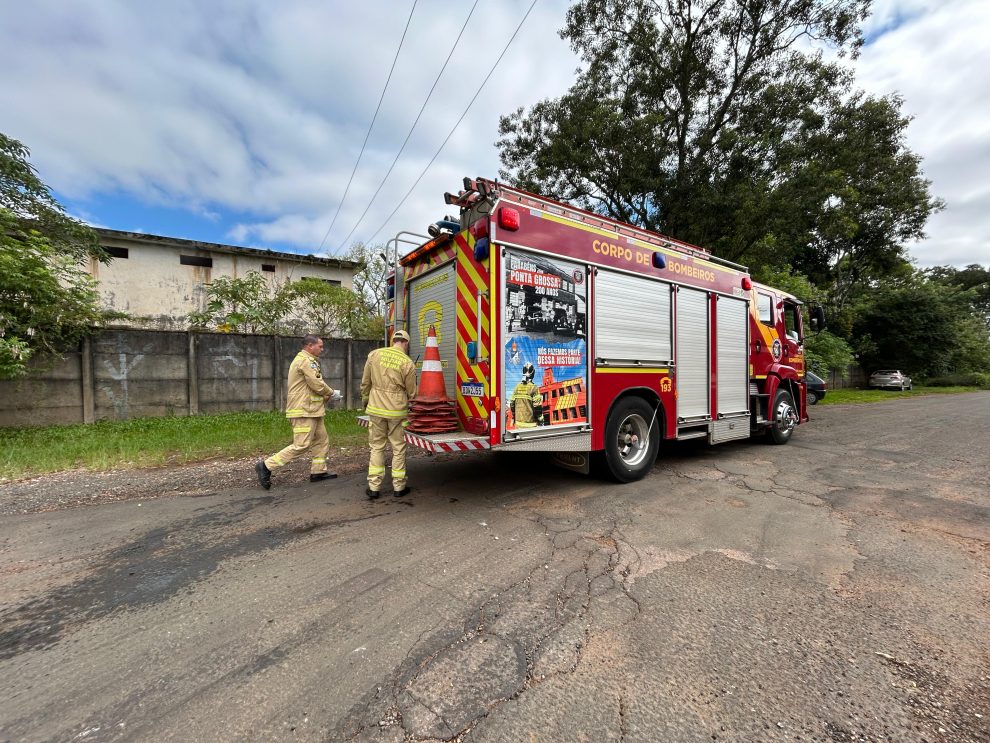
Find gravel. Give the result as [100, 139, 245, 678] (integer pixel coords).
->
[0, 447, 381, 516]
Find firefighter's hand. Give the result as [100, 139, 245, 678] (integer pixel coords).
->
[330, 389, 342, 402]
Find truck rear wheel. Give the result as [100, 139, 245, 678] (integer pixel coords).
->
[766, 388, 796, 445]
[597, 397, 660, 482]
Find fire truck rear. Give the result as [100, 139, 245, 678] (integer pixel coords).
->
[373, 177, 822, 482]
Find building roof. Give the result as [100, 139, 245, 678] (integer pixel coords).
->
[95, 227, 362, 270]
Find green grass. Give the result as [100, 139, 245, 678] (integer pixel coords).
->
[0, 409, 368, 481]
[820, 386, 982, 405]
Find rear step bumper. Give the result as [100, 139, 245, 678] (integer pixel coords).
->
[357, 416, 490, 453]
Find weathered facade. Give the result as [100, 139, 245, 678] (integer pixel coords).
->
[88, 229, 360, 328]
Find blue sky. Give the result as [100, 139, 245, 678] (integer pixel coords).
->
[1, 0, 987, 267]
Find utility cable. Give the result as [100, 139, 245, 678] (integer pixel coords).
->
[360, 0, 539, 249]
[333, 0, 480, 254]
[316, 0, 418, 253]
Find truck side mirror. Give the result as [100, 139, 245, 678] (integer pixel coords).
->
[809, 305, 826, 332]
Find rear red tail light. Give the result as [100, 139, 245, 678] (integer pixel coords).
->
[498, 207, 520, 231]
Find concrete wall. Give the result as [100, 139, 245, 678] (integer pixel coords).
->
[0, 330, 380, 428]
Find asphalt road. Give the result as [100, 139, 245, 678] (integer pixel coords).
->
[1, 393, 988, 742]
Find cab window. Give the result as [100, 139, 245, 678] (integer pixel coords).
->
[757, 293, 773, 325]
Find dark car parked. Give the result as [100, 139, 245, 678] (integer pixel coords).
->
[806, 371, 827, 405]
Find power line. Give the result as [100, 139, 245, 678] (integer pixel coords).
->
[360, 0, 540, 249]
[316, 0, 418, 254]
[333, 0, 480, 255]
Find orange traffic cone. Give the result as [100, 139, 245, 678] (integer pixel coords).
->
[407, 325, 459, 434]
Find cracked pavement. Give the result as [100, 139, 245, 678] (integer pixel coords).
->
[1, 392, 988, 742]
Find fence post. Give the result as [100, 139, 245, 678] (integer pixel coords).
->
[188, 332, 199, 415]
[346, 341, 354, 409]
[272, 335, 282, 411]
[82, 336, 95, 424]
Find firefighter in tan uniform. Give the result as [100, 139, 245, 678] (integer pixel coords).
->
[255, 335, 341, 490]
[510, 362, 544, 428]
[360, 329, 417, 499]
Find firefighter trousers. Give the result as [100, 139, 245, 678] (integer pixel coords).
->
[367, 416, 407, 493]
[265, 417, 330, 475]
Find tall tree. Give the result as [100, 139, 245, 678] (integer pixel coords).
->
[0, 133, 110, 378]
[926, 264, 990, 330]
[344, 242, 389, 318]
[852, 276, 990, 377]
[497, 0, 940, 300]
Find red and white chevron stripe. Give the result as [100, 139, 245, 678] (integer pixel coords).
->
[357, 416, 490, 453]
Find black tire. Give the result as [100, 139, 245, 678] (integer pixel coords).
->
[807, 390, 819, 405]
[596, 397, 661, 482]
[766, 388, 796, 445]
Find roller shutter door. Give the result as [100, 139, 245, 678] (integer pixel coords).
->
[408, 262, 457, 395]
[594, 270, 672, 364]
[676, 288, 710, 421]
[716, 296, 749, 416]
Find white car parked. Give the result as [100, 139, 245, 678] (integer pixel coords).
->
[869, 369, 913, 390]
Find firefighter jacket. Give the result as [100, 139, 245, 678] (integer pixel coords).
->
[361, 345, 417, 420]
[284, 350, 335, 419]
[511, 381, 544, 427]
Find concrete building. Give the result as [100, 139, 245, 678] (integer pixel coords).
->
[87, 228, 361, 328]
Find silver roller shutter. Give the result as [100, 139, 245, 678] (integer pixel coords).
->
[675, 288, 710, 421]
[716, 296, 749, 416]
[408, 262, 457, 395]
[594, 270, 672, 364]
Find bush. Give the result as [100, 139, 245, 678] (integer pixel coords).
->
[923, 373, 990, 388]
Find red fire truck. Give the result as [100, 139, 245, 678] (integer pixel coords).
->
[380, 176, 823, 482]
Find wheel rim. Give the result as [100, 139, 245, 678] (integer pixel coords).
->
[615, 413, 651, 467]
[808, 391, 817, 404]
[774, 397, 796, 435]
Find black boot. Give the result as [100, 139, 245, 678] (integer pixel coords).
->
[310, 472, 338, 482]
[365, 488, 380, 500]
[393, 486, 412, 497]
[255, 460, 271, 490]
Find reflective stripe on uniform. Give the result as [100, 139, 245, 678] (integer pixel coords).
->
[366, 405, 406, 418]
[293, 426, 311, 434]
[285, 408, 305, 416]
[390, 468, 406, 477]
[312, 457, 326, 464]
[368, 465, 386, 475]
[271, 454, 286, 465]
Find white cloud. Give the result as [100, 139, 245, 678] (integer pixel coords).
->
[1, 0, 986, 268]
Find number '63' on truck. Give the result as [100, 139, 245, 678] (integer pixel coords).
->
[364, 176, 825, 483]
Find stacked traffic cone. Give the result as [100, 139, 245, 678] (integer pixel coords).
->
[406, 325, 459, 434]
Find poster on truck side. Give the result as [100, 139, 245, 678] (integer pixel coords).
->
[504, 250, 588, 433]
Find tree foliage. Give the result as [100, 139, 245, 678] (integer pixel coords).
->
[0, 133, 111, 379]
[1, 133, 104, 262]
[188, 271, 383, 339]
[344, 242, 389, 319]
[926, 264, 990, 330]
[187, 273, 298, 334]
[497, 0, 941, 302]
[851, 276, 990, 378]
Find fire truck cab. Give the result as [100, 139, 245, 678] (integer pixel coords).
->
[377, 177, 814, 482]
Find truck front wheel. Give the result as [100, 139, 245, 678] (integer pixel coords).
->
[597, 397, 661, 482]
[766, 388, 796, 445]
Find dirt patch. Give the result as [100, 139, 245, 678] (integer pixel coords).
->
[0, 446, 393, 516]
